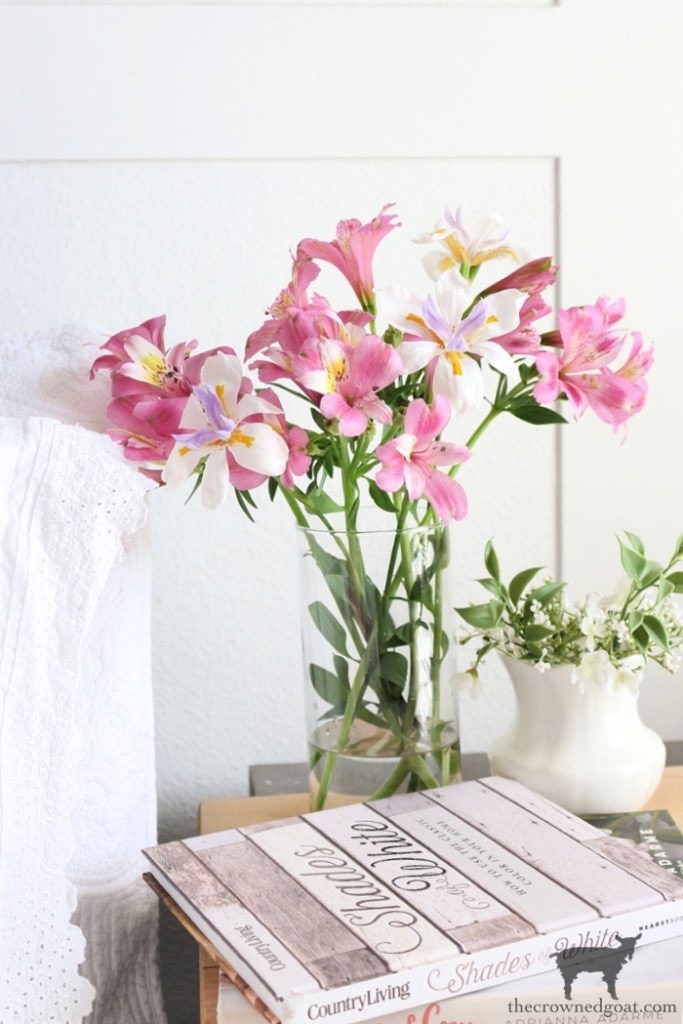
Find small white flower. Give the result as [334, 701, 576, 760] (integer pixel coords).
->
[600, 576, 632, 611]
[452, 670, 481, 699]
[663, 652, 682, 674]
[614, 620, 630, 643]
[613, 655, 645, 693]
[572, 650, 616, 693]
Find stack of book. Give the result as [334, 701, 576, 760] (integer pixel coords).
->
[144, 778, 683, 1024]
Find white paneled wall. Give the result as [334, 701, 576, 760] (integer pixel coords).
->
[0, 156, 557, 825]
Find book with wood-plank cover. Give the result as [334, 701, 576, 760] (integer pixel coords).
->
[143, 777, 683, 1024]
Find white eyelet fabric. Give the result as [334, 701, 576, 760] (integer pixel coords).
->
[0, 325, 166, 1024]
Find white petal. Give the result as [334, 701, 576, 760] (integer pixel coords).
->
[230, 422, 289, 476]
[200, 451, 231, 509]
[200, 352, 243, 412]
[473, 339, 519, 381]
[161, 443, 203, 488]
[435, 269, 472, 327]
[235, 393, 281, 420]
[432, 353, 484, 415]
[422, 250, 457, 282]
[298, 369, 330, 394]
[178, 392, 210, 430]
[484, 289, 525, 334]
[375, 286, 426, 335]
[396, 340, 440, 374]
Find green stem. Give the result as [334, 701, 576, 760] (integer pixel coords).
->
[399, 526, 419, 731]
[431, 552, 444, 726]
[314, 623, 380, 810]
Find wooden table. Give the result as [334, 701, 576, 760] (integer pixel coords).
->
[196, 767, 683, 1024]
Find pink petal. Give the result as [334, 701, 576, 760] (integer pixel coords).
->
[403, 462, 426, 502]
[404, 396, 451, 445]
[348, 336, 402, 396]
[424, 471, 468, 522]
[337, 406, 369, 437]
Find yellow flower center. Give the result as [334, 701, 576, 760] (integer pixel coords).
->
[141, 351, 170, 386]
[227, 429, 255, 449]
[445, 351, 464, 375]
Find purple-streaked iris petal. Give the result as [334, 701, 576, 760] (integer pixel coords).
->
[193, 385, 234, 431]
[172, 427, 233, 449]
[422, 294, 448, 338]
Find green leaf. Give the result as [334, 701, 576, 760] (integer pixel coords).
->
[524, 624, 556, 642]
[623, 531, 645, 555]
[658, 578, 675, 603]
[184, 459, 206, 505]
[333, 654, 350, 691]
[368, 481, 397, 514]
[234, 489, 256, 523]
[628, 609, 644, 632]
[380, 652, 408, 692]
[527, 581, 566, 607]
[267, 477, 279, 502]
[484, 539, 501, 582]
[309, 601, 349, 656]
[509, 401, 568, 426]
[455, 600, 504, 630]
[300, 489, 344, 516]
[632, 625, 650, 655]
[310, 409, 326, 430]
[618, 537, 648, 582]
[675, 533, 683, 559]
[409, 572, 436, 612]
[385, 621, 427, 648]
[642, 614, 670, 651]
[640, 560, 664, 588]
[509, 566, 544, 606]
[309, 664, 350, 706]
[476, 577, 506, 599]
[665, 571, 683, 594]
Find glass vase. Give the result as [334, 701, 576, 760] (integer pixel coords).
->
[296, 516, 460, 810]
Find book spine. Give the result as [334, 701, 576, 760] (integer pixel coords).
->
[283, 898, 683, 1024]
[219, 966, 683, 1024]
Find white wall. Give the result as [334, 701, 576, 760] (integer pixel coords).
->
[1, 3, 682, 1021]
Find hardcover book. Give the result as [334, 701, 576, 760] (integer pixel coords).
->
[143, 777, 683, 1024]
[217, 936, 683, 1024]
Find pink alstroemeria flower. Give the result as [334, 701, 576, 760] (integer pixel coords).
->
[298, 334, 402, 437]
[90, 316, 238, 477]
[479, 258, 558, 355]
[534, 297, 653, 429]
[297, 205, 399, 310]
[482, 257, 558, 299]
[375, 397, 471, 523]
[91, 314, 230, 398]
[245, 258, 373, 394]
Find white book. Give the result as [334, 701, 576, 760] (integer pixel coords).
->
[144, 778, 683, 1024]
[217, 936, 683, 1024]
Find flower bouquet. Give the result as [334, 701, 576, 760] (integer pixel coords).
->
[91, 203, 652, 809]
[456, 533, 683, 690]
